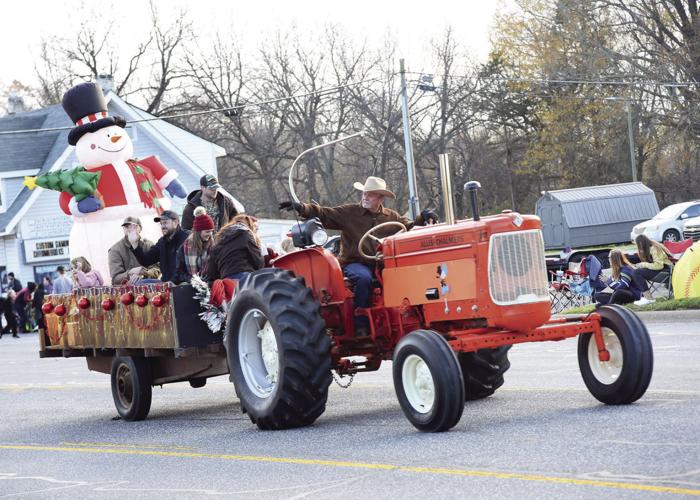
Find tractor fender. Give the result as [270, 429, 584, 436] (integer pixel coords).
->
[273, 248, 350, 302]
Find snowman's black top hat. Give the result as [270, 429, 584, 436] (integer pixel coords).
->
[62, 82, 126, 146]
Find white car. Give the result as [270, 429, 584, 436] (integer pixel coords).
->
[630, 201, 700, 242]
[683, 216, 700, 242]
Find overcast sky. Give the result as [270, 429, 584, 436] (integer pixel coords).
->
[0, 0, 509, 88]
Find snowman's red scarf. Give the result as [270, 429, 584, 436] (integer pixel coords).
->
[128, 160, 164, 214]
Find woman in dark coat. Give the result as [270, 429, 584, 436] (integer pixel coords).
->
[208, 214, 264, 283]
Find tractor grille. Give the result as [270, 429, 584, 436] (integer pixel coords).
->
[684, 225, 700, 242]
[488, 229, 549, 305]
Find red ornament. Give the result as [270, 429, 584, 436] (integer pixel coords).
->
[120, 292, 134, 306]
[151, 294, 167, 308]
[41, 302, 54, 314]
[101, 298, 115, 311]
[78, 297, 91, 310]
[54, 304, 67, 317]
[135, 294, 148, 307]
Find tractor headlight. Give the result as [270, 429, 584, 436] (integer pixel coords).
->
[311, 228, 328, 246]
[291, 217, 327, 248]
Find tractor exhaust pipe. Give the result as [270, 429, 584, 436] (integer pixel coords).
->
[438, 153, 455, 225]
[464, 180, 481, 221]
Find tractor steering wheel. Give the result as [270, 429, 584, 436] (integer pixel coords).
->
[358, 221, 407, 261]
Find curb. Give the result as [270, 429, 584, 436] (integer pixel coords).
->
[632, 309, 700, 321]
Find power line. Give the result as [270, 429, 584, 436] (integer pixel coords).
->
[0, 78, 383, 136]
[404, 71, 698, 88]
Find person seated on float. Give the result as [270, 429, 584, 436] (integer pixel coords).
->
[128, 210, 189, 283]
[174, 207, 215, 284]
[108, 216, 160, 285]
[628, 234, 674, 306]
[279, 176, 437, 336]
[594, 249, 642, 307]
[208, 214, 264, 283]
[70, 257, 104, 288]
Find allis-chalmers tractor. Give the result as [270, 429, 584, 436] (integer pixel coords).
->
[225, 176, 653, 432]
[39, 160, 653, 432]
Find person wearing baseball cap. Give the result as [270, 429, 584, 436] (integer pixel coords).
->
[181, 174, 239, 232]
[279, 176, 437, 337]
[128, 210, 190, 282]
[173, 207, 216, 284]
[108, 216, 160, 285]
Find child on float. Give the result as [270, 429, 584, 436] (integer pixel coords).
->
[70, 257, 104, 288]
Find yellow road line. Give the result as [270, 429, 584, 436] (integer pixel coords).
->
[1, 444, 698, 496]
[61, 441, 196, 451]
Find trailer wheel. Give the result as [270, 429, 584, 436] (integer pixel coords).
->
[578, 305, 653, 405]
[226, 269, 332, 430]
[458, 345, 511, 401]
[110, 356, 152, 421]
[393, 330, 465, 432]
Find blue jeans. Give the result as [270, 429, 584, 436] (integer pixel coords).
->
[344, 263, 373, 328]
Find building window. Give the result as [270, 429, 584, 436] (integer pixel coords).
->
[0, 178, 5, 213]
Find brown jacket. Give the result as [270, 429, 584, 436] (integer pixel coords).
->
[108, 237, 160, 285]
[302, 203, 414, 266]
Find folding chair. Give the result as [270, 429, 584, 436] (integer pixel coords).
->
[663, 239, 693, 263]
[646, 264, 674, 298]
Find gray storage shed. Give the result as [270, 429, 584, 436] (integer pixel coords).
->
[536, 182, 659, 249]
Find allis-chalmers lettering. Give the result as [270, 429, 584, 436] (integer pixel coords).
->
[420, 234, 464, 248]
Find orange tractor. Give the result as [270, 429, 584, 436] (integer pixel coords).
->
[227, 179, 653, 432]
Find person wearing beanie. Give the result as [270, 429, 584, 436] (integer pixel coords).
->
[174, 206, 215, 284]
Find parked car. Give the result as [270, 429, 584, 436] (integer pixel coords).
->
[683, 216, 700, 242]
[630, 201, 700, 242]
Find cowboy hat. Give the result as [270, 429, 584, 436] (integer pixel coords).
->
[353, 176, 396, 199]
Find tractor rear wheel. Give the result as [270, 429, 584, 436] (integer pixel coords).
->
[578, 305, 653, 404]
[458, 346, 511, 401]
[226, 269, 332, 430]
[110, 356, 152, 421]
[393, 330, 465, 432]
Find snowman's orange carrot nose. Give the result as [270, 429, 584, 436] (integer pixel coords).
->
[111, 135, 122, 143]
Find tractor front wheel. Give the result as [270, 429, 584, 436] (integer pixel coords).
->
[458, 345, 511, 401]
[393, 330, 465, 432]
[226, 269, 332, 430]
[110, 356, 152, 421]
[578, 305, 653, 404]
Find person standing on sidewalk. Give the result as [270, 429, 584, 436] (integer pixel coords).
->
[53, 266, 73, 294]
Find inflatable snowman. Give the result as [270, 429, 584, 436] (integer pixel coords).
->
[58, 82, 187, 284]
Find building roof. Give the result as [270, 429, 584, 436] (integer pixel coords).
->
[0, 92, 225, 235]
[539, 182, 659, 228]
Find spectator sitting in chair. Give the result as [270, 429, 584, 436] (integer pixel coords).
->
[594, 249, 643, 307]
[629, 234, 674, 306]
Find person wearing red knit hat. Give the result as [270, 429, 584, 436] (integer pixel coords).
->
[174, 206, 215, 283]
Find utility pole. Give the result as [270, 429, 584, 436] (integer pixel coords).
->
[399, 59, 420, 219]
[626, 101, 637, 182]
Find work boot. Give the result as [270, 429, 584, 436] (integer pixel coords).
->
[13, 333, 19, 338]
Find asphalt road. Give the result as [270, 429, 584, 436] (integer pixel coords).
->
[0, 316, 698, 499]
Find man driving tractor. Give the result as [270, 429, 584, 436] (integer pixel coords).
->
[280, 176, 437, 335]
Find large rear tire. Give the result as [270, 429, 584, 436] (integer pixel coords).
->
[110, 356, 152, 421]
[226, 269, 332, 430]
[393, 330, 465, 432]
[578, 305, 653, 404]
[458, 345, 511, 401]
